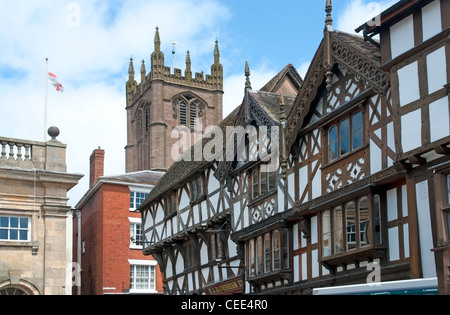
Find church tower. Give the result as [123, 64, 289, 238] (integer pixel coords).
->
[125, 27, 224, 173]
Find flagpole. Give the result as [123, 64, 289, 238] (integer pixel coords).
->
[44, 58, 49, 142]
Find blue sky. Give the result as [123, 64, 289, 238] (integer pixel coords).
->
[0, 0, 397, 206]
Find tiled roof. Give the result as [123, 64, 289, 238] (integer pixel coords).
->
[101, 170, 165, 185]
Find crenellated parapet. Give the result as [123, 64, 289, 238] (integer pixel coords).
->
[126, 27, 223, 107]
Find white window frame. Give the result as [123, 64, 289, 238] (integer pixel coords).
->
[129, 260, 158, 294]
[129, 217, 143, 249]
[129, 186, 150, 211]
[0, 216, 31, 242]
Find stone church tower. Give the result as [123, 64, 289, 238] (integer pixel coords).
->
[125, 27, 224, 172]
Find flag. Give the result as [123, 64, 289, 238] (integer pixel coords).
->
[48, 72, 64, 93]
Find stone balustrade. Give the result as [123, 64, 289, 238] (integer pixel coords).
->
[0, 136, 67, 172]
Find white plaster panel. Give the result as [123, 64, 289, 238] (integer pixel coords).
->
[301, 253, 307, 280]
[415, 181, 437, 277]
[312, 249, 319, 278]
[176, 253, 184, 276]
[390, 14, 415, 58]
[180, 189, 190, 209]
[401, 109, 422, 152]
[387, 122, 395, 153]
[402, 185, 408, 218]
[208, 175, 220, 193]
[288, 172, 295, 202]
[233, 202, 240, 230]
[422, 0, 442, 41]
[166, 258, 173, 278]
[370, 139, 382, 175]
[387, 188, 398, 222]
[403, 223, 410, 258]
[277, 186, 284, 213]
[155, 204, 164, 225]
[201, 267, 209, 284]
[213, 266, 220, 283]
[228, 238, 237, 257]
[294, 255, 300, 282]
[312, 161, 321, 200]
[209, 192, 219, 215]
[293, 224, 299, 251]
[311, 215, 318, 244]
[200, 242, 208, 265]
[427, 47, 447, 94]
[388, 227, 400, 261]
[398, 62, 420, 106]
[299, 165, 308, 202]
[430, 96, 450, 142]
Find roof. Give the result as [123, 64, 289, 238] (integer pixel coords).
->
[139, 66, 298, 209]
[248, 89, 295, 123]
[140, 106, 242, 208]
[101, 170, 165, 185]
[260, 64, 303, 93]
[355, 0, 434, 35]
[75, 170, 165, 209]
[286, 29, 388, 150]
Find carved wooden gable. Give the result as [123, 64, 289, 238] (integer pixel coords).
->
[286, 31, 390, 151]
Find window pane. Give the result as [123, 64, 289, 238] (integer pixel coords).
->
[249, 240, 255, 276]
[272, 231, 280, 270]
[253, 170, 259, 199]
[374, 195, 382, 244]
[346, 202, 357, 250]
[340, 119, 350, 156]
[353, 112, 363, 150]
[10, 217, 18, 228]
[0, 229, 7, 240]
[282, 229, 289, 269]
[10, 230, 18, 241]
[260, 172, 267, 195]
[264, 234, 271, 273]
[268, 172, 276, 191]
[322, 210, 331, 256]
[19, 218, 28, 229]
[0, 217, 8, 228]
[334, 207, 344, 253]
[130, 192, 135, 209]
[19, 230, 28, 241]
[359, 197, 370, 247]
[328, 126, 338, 161]
[256, 237, 263, 275]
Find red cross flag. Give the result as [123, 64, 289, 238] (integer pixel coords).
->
[48, 72, 64, 93]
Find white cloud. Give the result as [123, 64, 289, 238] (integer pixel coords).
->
[0, 0, 231, 207]
[336, 0, 398, 34]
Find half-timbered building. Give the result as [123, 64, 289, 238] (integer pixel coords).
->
[139, 0, 450, 295]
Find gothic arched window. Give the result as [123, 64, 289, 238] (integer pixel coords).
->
[172, 94, 206, 128]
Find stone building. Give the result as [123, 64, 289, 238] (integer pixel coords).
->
[0, 128, 82, 295]
[125, 27, 224, 173]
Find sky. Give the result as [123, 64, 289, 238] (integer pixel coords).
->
[0, 0, 397, 207]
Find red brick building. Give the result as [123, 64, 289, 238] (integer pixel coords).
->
[73, 148, 164, 295]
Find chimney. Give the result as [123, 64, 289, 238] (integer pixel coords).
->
[89, 147, 105, 188]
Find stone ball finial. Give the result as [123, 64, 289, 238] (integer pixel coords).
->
[48, 126, 60, 140]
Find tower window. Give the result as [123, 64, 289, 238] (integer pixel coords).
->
[173, 95, 205, 128]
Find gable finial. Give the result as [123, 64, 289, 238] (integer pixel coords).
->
[325, 0, 333, 28]
[245, 60, 252, 90]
